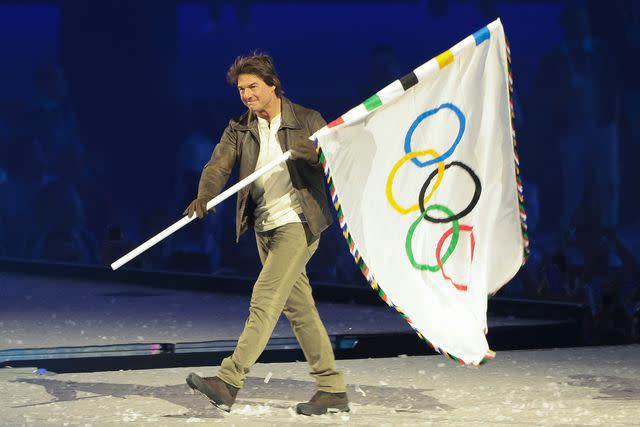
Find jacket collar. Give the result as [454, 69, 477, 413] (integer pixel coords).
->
[235, 96, 301, 131]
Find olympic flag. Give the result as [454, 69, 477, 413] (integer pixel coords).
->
[312, 19, 528, 365]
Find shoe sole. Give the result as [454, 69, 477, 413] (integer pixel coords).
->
[296, 404, 350, 416]
[185, 373, 232, 412]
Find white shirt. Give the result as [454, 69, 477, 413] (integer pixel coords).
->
[249, 113, 303, 232]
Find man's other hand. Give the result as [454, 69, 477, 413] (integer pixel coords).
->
[183, 197, 214, 219]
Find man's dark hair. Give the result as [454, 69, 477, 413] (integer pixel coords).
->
[226, 52, 283, 97]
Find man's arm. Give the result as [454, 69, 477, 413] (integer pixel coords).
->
[184, 122, 238, 219]
[198, 122, 238, 199]
[308, 111, 327, 168]
[290, 110, 327, 168]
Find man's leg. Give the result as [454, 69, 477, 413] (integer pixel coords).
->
[280, 226, 349, 415]
[283, 270, 346, 393]
[217, 223, 313, 389]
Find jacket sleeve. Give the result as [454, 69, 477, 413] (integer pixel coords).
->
[308, 110, 327, 169]
[197, 122, 238, 199]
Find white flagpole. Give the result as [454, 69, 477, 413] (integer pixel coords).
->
[110, 150, 292, 270]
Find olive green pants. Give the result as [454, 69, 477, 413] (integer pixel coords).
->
[217, 222, 345, 393]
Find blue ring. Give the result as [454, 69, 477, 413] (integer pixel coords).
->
[404, 103, 466, 167]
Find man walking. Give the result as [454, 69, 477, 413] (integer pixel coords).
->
[184, 52, 349, 416]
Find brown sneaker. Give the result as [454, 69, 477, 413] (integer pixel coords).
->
[186, 373, 239, 412]
[296, 391, 350, 416]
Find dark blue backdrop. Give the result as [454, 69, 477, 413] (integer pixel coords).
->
[0, 0, 638, 304]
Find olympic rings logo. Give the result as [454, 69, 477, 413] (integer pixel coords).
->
[385, 103, 481, 292]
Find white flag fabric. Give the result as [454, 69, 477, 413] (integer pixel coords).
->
[312, 19, 528, 365]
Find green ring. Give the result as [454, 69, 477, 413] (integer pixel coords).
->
[405, 204, 459, 271]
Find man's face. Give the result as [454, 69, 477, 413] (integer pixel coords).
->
[237, 73, 277, 114]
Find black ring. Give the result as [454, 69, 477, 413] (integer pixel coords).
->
[418, 161, 481, 223]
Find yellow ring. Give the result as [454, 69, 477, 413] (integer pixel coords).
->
[386, 149, 445, 215]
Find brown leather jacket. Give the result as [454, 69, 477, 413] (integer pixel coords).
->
[197, 97, 333, 241]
